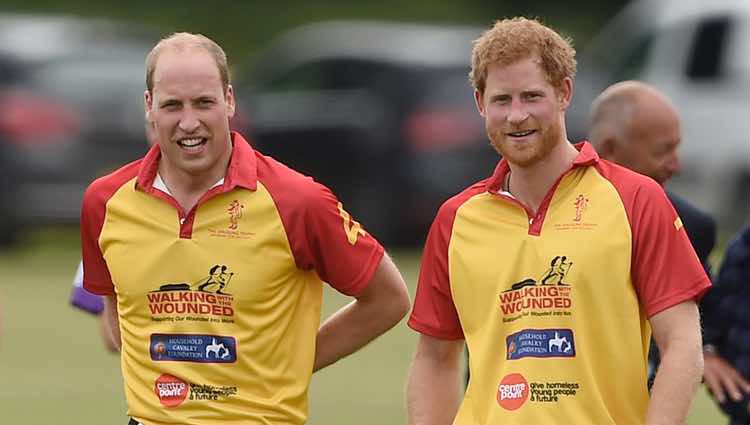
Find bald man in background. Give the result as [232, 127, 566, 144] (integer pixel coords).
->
[589, 81, 716, 271]
[589, 81, 750, 422]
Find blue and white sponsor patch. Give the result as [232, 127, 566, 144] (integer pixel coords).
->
[150, 334, 237, 363]
[506, 329, 575, 360]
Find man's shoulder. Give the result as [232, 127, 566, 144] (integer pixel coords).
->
[252, 150, 341, 221]
[83, 159, 143, 207]
[254, 151, 323, 197]
[593, 158, 657, 188]
[592, 159, 666, 201]
[435, 179, 490, 221]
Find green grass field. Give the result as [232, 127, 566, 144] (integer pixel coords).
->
[0, 227, 727, 424]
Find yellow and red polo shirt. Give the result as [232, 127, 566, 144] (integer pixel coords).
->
[408, 142, 710, 425]
[81, 132, 384, 425]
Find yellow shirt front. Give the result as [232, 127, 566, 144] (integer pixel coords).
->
[409, 143, 710, 424]
[82, 134, 383, 424]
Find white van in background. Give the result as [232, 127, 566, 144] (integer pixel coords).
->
[567, 0, 750, 232]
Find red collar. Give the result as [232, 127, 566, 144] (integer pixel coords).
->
[136, 131, 258, 192]
[485, 141, 600, 193]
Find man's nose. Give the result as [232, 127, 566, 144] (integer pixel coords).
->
[178, 109, 200, 133]
[666, 152, 682, 174]
[507, 100, 529, 124]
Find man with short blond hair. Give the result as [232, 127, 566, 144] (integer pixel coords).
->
[407, 17, 709, 425]
[81, 32, 410, 425]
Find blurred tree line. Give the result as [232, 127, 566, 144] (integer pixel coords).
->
[2, 0, 628, 71]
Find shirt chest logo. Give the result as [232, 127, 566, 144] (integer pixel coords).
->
[209, 200, 255, 239]
[573, 194, 588, 222]
[506, 329, 576, 360]
[147, 264, 237, 324]
[499, 256, 574, 322]
[554, 193, 598, 231]
[227, 200, 244, 230]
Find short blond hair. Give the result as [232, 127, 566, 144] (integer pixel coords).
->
[145, 32, 230, 94]
[469, 17, 577, 94]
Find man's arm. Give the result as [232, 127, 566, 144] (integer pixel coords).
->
[103, 295, 121, 352]
[98, 314, 120, 353]
[313, 253, 409, 372]
[647, 300, 703, 425]
[406, 334, 464, 425]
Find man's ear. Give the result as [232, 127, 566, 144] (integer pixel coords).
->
[144, 89, 153, 121]
[225, 84, 236, 119]
[474, 89, 486, 117]
[558, 77, 573, 110]
[597, 137, 618, 160]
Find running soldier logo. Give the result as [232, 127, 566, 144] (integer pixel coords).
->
[573, 194, 588, 222]
[227, 200, 244, 230]
[147, 265, 236, 322]
[152, 264, 235, 295]
[499, 256, 574, 322]
[505, 255, 572, 291]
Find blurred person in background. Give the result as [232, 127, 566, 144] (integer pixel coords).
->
[588, 80, 723, 395]
[406, 17, 709, 425]
[700, 228, 750, 424]
[589, 80, 716, 273]
[80, 32, 409, 425]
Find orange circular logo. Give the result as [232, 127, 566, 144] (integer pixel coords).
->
[155, 374, 189, 407]
[496, 373, 529, 410]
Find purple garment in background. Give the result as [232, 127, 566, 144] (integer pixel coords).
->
[70, 261, 104, 314]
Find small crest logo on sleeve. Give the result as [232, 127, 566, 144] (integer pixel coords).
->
[573, 194, 589, 222]
[227, 200, 244, 230]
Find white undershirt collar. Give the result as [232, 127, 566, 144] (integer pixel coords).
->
[153, 173, 224, 196]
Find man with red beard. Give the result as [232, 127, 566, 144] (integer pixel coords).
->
[406, 17, 709, 425]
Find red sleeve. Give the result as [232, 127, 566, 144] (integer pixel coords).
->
[258, 155, 383, 296]
[408, 189, 481, 340]
[80, 184, 115, 296]
[603, 163, 711, 317]
[81, 161, 140, 296]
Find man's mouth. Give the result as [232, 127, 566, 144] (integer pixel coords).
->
[177, 137, 207, 150]
[507, 130, 535, 137]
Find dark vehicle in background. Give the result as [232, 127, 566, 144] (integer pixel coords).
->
[237, 21, 496, 245]
[0, 14, 157, 243]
